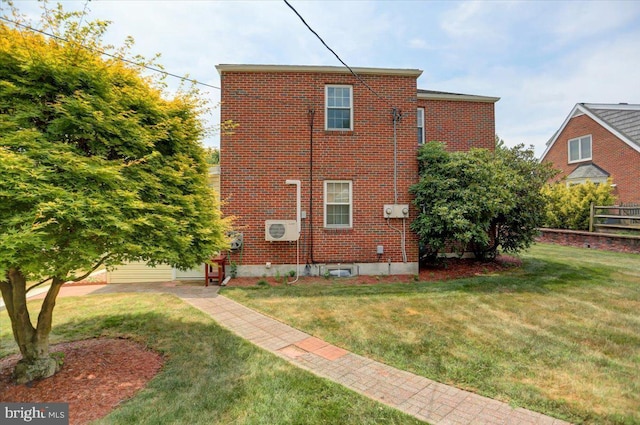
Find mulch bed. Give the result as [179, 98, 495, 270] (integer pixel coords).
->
[0, 338, 163, 425]
[227, 255, 522, 287]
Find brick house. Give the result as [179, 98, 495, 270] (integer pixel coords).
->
[217, 64, 498, 277]
[540, 103, 640, 204]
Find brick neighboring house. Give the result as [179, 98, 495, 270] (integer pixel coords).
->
[217, 64, 498, 277]
[541, 103, 640, 204]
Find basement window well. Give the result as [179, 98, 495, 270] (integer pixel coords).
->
[319, 265, 359, 278]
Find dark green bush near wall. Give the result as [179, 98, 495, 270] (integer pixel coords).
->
[411, 141, 557, 260]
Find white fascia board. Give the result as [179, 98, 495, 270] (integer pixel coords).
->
[216, 64, 423, 78]
[541, 103, 585, 161]
[417, 91, 500, 103]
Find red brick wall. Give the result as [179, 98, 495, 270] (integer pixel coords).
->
[418, 99, 496, 151]
[219, 69, 496, 266]
[542, 113, 640, 204]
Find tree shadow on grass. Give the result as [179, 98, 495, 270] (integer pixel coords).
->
[2, 294, 423, 425]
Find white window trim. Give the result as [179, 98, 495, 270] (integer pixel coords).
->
[568, 134, 592, 163]
[325, 85, 353, 131]
[324, 180, 353, 228]
[417, 108, 425, 145]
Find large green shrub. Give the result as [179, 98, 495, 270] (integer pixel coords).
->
[542, 180, 616, 230]
[410, 142, 557, 259]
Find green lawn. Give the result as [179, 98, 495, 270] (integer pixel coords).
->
[0, 294, 424, 425]
[222, 243, 640, 425]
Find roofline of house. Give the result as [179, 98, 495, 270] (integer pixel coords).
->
[583, 103, 640, 111]
[417, 89, 500, 103]
[540, 103, 640, 160]
[216, 64, 423, 77]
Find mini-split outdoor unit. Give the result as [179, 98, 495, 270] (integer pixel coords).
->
[265, 220, 299, 242]
[227, 231, 243, 251]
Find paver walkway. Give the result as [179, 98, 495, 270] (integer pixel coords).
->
[35, 283, 571, 425]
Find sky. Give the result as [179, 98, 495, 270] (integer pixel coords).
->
[5, 0, 640, 156]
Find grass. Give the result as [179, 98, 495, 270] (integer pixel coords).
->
[222, 243, 640, 425]
[0, 294, 424, 424]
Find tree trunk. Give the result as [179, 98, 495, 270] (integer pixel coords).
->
[0, 269, 63, 384]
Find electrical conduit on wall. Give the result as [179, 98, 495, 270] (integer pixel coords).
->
[391, 107, 408, 263]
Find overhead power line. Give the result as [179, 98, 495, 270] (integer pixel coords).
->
[0, 16, 221, 91]
[282, 0, 393, 108]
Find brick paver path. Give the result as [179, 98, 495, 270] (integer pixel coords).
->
[49, 283, 571, 425]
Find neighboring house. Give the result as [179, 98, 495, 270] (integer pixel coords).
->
[217, 64, 498, 277]
[541, 103, 640, 204]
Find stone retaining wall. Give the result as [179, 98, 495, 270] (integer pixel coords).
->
[537, 228, 640, 254]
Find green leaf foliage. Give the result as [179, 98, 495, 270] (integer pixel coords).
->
[541, 180, 616, 231]
[0, 7, 228, 284]
[410, 142, 557, 259]
[204, 147, 220, 165]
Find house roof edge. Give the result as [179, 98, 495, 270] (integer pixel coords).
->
[215, 64, 423, 77]
[417, 89, 499, 103]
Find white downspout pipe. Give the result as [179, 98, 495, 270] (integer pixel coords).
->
[286, 180, 301, 283]
[285, 179, 301, 233]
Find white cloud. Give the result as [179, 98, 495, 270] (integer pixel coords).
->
[542, 1, 640, 49]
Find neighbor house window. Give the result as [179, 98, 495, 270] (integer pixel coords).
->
[417, 108, 425, 144]
[324, 181, 352, 228]
[568, 135, 592, 163]
[326, 85, 353, 130]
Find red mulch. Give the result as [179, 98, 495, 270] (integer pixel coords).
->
[227, 255, 522, 287]
[0, 338, 163, 425]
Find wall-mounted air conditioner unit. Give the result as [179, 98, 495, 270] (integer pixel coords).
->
[227, 231, 243, 250]
[265, 220, 299, 242]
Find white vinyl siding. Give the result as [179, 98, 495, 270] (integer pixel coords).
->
[175, 265, 206, 280]
[568, 135, 592, 163]
[324, 181, 352, 228]
[325, 85, 353, 130]
[106, 262, 174, 284]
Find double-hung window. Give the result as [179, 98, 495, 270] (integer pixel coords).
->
[326, 85, 353, 130]
[324, 181, 352, 228]
[568, 135, 592, 163]
[417, 108, 425, 144]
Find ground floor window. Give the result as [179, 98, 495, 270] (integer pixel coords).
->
[324, 180, 352, 228]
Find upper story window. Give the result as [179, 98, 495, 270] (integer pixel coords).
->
[324, 180, 352, 228]
[326, 85, 353, 130]
[417, 108, 425, 145]
[568, 135, 592, 163]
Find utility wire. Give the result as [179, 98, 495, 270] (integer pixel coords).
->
[283, 0, 393, 108]
[0, 16, 221, 91]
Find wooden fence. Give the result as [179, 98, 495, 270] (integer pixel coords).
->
[589, 203, 640, 233]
